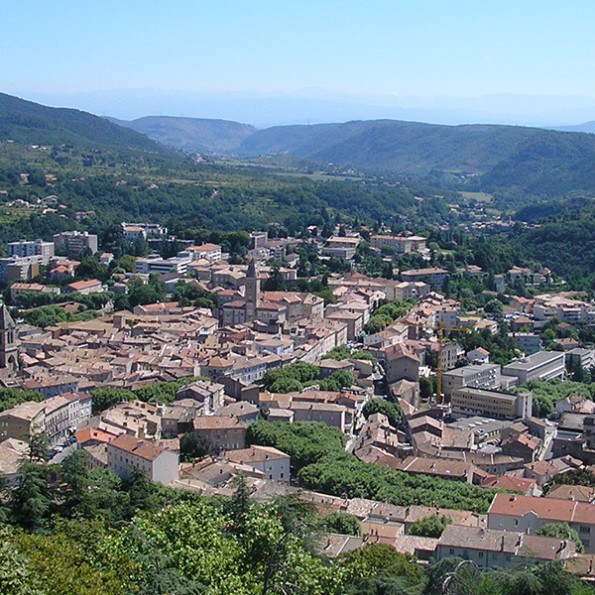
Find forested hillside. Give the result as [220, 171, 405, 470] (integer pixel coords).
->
[0, 92, 169, 152]
[115, 109, 595, 199]
[114, 115, 256, 154]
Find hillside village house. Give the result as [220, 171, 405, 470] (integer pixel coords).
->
[488, 493, 595, 554]
[224, 445, 290, 482]
[107, 434, 179, 485]
[435, 525, 576, 568]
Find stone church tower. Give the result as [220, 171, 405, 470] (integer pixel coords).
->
[244, 259, 261, 322]
[0, 303, 18, 373]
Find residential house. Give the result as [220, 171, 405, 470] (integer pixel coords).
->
[224, 445, 290, 482]
[107, 434, 179, 485]
[435, 525, 576, 568]
[488, 493, 595, 553]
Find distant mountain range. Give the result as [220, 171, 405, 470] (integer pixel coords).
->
[552, 121, 595, 134]
[115, 114, 595, 196]
[3, 91, 595, 199]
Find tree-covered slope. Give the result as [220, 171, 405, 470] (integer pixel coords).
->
[480, 129, 595, 196]
[115, 115, 256, 154]
[0, 92, 168, 152]
[239, 120, 538, 176]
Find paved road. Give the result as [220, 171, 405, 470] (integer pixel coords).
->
[49, 443, 77, 465]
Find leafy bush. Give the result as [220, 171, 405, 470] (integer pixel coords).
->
[409, 515, 452, 538]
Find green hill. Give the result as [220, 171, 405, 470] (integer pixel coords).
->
[117, 113, 595, 198]
[114, 116, 256, 154]
[0, 92, 168, 153]
[480, 129, 595, 195]
[238, 120, 538, 176]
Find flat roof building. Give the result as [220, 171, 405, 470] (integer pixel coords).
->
[451, 387, 532, 420]
[502, 350, 565, 384]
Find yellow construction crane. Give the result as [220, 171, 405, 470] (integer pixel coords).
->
[435, 324, 470, 405]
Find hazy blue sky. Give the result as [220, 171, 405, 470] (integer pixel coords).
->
[3, 1, 595, 124]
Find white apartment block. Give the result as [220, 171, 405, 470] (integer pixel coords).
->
[7, 239, 54, 259]
[442, 363, 502, 399]
[134, 256, 191, 275]
[451, 387, 533, 420]
[121, 222, 167, 239]
[53, 231, 98, 257]
[370, 234, 427, 254]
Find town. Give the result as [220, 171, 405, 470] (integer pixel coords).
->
[0, 221, 594, 585]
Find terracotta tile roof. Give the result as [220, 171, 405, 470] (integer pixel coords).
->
[108, 434, 167, 462]
[488, 493, 595, 525]
[224, 445, 289, 464]
[67, 279, 102, 291]
[481, 475, 536, 493]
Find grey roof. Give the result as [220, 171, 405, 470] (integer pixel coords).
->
[0, 304, 16, 331]
[503, 350, 563, 371]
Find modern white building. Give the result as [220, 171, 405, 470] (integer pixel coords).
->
[134, 256, 191, 275]
[502, 351, 565, 384]
[7, 239, 54, 259]
[451, 387, 532, 420]
[53, 231, 98, 257]
[442, 363, 502, 399]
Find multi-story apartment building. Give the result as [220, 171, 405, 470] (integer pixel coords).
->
[7, 239, 54, 259]
[180, 243, 222, 263]
[53, 231, 98, 257]
[435, 525, 576, 568]
[401, 267, 448, 288]
[0, 255, 48, 283]
[370, 234, 427, 254]
[442, 363, 502, 399]
[121, 222, 167, 239]
[134, 256, 191, 275]
[451, 387, 533, 420]
[0, 393, 91, 445]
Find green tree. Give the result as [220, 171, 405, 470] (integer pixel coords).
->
[59, 450, 92, 519]
[8, 461, 53, 532]
[0, 527, 41, 595]
[179, 431, 210, 461]
[536, 522, 584, 553]
[75, 256, 105, 281]
[340, 543, 424, 593]
[320, 369, 355, 391]
[27, 432, 49, 463]
[409, 515, 452, 538]
[362, 398, 403, 428]
[318, 512, 361, 536]
[420, 376, 434, 400]
[91, 387, 134, 414]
